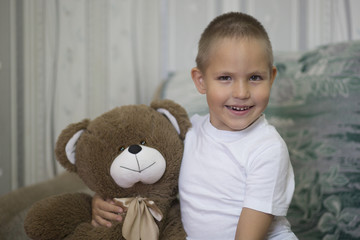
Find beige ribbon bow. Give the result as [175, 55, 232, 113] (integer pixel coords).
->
[114, 197, 163, 240]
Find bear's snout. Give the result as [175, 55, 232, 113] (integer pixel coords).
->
[128, 145, 142, 154]
[110, 145, 167, 188]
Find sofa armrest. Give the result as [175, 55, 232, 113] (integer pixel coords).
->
[0, 172, 92, 239]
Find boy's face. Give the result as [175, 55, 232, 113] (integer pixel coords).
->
[192, 37, 277, 131]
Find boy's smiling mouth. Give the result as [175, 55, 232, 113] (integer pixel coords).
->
[226, 105, 253, 111]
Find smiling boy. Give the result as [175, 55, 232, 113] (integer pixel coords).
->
[179, 12, 297, 239]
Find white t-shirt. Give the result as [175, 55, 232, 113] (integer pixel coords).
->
[179, 114, 297, 240]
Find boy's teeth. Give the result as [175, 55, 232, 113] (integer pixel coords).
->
[232, 106, 249, 111]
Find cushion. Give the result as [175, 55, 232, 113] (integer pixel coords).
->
[268, 41, 360, 240]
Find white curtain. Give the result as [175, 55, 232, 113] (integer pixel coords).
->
[21, 0, 161, 185]
[18, 0, 360, 187]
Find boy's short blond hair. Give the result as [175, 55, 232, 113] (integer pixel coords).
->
[196, 12, 274, 73]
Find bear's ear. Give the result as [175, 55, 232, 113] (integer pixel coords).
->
[151, 99, 191, 140]
[55, 119, 90, 172]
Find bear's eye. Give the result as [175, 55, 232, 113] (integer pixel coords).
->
[140, 140, 146, 145]
[118, 146, 125, 152]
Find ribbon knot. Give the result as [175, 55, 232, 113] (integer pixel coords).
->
[114, 197, 163, 240]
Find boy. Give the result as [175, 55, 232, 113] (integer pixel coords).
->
[92, 12, 297, 240]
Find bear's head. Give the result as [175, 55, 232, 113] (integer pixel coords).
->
[55, 100, 191, 200]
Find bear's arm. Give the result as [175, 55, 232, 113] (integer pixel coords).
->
[24, 192, 92, 240]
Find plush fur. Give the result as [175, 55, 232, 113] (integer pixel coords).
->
[24, 99, 191, 240]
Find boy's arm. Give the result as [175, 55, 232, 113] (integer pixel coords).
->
[235, 207, 273, 240]
[91, 193, 123, 227]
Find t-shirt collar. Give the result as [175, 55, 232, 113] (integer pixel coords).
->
[203, 114, 265, 142]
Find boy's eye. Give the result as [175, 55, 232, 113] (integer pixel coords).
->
[249, 75, 262, 81]
[218, 76, 232, 81]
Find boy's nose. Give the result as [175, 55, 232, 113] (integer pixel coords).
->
[232, 81, 250, 99]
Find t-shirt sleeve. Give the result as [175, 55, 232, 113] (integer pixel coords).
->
[243, 139, 295, 216]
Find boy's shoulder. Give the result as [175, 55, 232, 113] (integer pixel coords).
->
[239, 115, 287, 151]
[255, 117, 289, 152]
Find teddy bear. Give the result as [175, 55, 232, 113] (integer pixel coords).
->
[24, 99, 191, 240]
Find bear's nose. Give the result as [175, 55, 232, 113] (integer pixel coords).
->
[128, 145, 142, 154]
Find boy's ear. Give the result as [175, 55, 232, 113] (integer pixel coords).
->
[270, 66, 277, 86]
[191, 67, 206, 94]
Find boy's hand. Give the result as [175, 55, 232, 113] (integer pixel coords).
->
[91, 193, 124, 227]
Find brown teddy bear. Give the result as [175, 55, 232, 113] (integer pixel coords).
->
[24, 99, 191, 240]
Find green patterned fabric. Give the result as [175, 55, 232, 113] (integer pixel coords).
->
[268, 41, 360, 240]
[160, 40, 360, 240]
